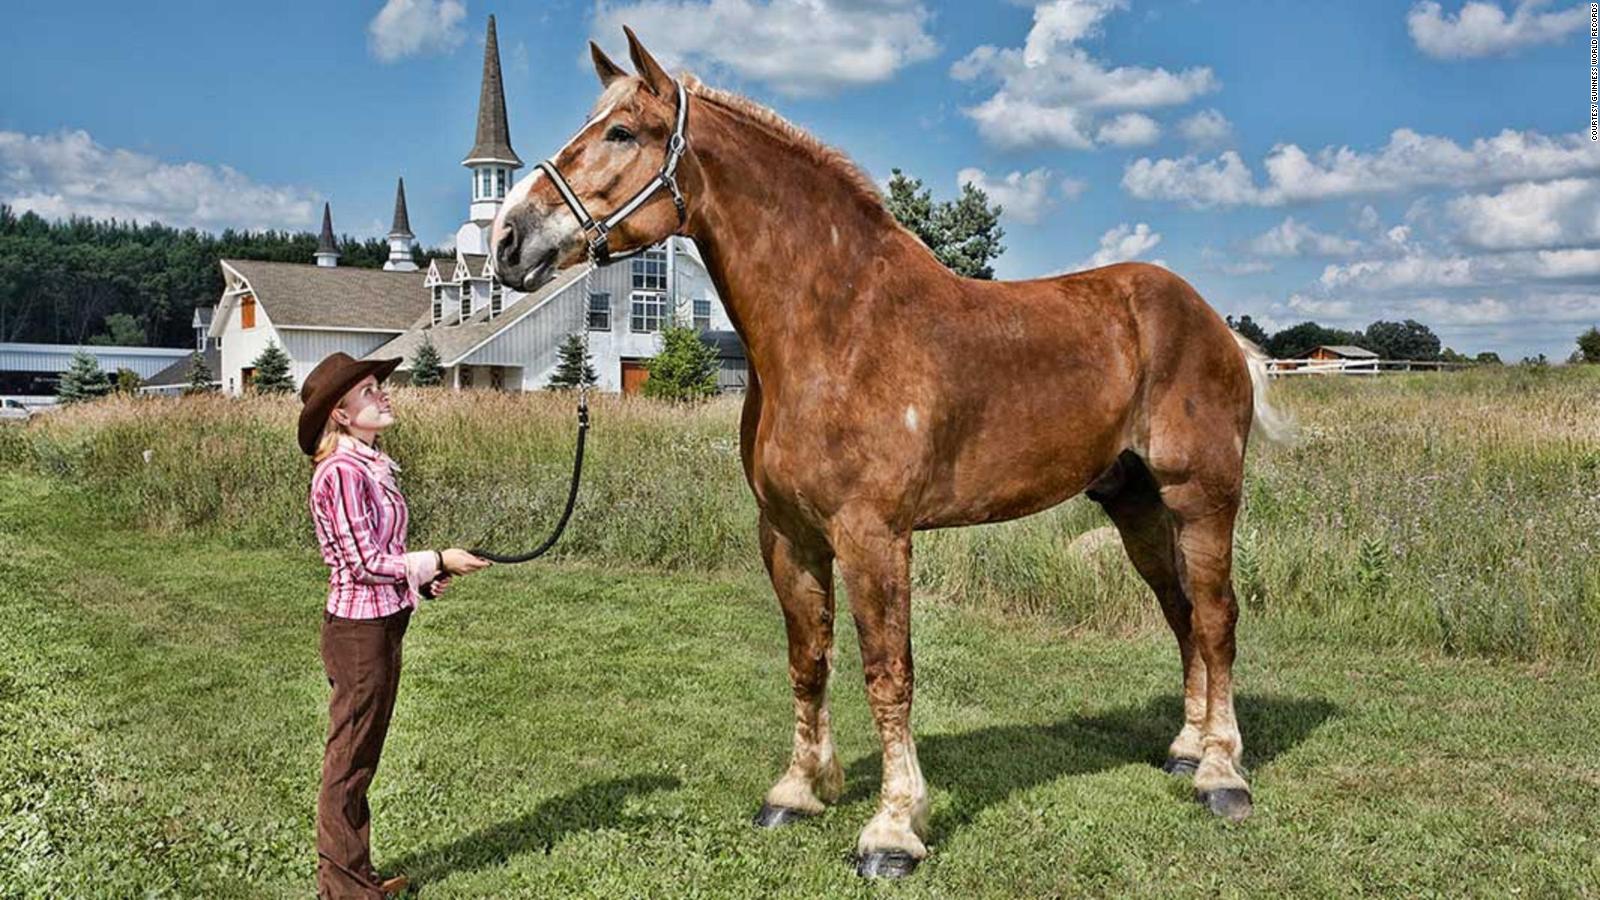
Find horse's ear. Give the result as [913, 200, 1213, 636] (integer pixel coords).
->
[623, 26, 674, 97]
[590, 41, 627, 87]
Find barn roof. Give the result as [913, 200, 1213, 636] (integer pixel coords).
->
[366, 263, 590, 368]
[1302, 344, 1378, 359]
[219, 259, 428, 332]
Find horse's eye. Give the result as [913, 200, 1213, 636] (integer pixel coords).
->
[605, 125, 635, 143]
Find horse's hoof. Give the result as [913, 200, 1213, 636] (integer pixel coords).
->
[752, 803, 814, 829]
[1197, 788, 1253, 822]
[1162, 756, 1200, 777]
[855, 849, 921, 879]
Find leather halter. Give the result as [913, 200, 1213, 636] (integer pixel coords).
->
[535, 79, 690, 266]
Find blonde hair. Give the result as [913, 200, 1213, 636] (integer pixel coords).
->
[311, 417, 349, 464]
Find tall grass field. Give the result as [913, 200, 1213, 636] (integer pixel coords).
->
[6, 366, 1598, 663]
[3, 367, 1599, 897]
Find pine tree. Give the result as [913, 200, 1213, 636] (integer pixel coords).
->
[57, 349, 111, 404]
[184, 350, 216, 394]
[882, 168, 1005, 280]
[113, 367, 142, 394]
[546, 332, 597, 390]
[643, 324, 719, 402]
[410, 334, 444, 387]
[251, 340, 294, 393]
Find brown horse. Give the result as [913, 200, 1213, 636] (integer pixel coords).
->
[493, 28, 1292, 878]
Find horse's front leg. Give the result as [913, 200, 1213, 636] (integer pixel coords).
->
[754, 515, 844, 827]
[831, 509, 927, 878]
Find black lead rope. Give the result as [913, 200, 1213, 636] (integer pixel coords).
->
[468, 400, 590, 563]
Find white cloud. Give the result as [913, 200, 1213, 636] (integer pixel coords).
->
[1406, 1, 1589, 59]
[1095, 112, 1161, 146]
[1319, 247, 1600, 290]
[1079, 222, 1162, 269]
[367, 0, 467, 63]
[951, 0, 1216, 150]
[1285, 292, 1355, 319]
[1446, 177, 1600, 249]
[1123, 127, 1600, 207]
[1248, 216, 1364, 257]
[957, 167, 1059, 224]
[591, 0, 939, 98]
[1059, 177, 1089, 199]
[0, 129, 320, 232]
[1176, 108, 1232, 148]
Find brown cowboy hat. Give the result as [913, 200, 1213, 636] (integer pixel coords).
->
[297, 352, 402, 456]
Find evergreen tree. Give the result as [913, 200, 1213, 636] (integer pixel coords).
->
[883, 169, 1006, 279]
[250, 340, 295, 393]
[1226, 314, 1269, 345]
[184, 350, 216, 394]
[1576, 326, 1600, 364]
[411, 334, 444, 387]
[113, 367, 142, 394]
[643, 324, 719, 402]
[57, 349, 111, 403]
[546, 332, 598, 390]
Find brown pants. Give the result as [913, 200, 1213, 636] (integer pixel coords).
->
[317, 609, 409, 900]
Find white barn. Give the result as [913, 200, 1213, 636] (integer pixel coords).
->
[205, 14, 741, 397]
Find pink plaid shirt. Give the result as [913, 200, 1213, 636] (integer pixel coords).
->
[309, 436, 438, 619]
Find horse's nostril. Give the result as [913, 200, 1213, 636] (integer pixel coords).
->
[496, 221, 522, 270]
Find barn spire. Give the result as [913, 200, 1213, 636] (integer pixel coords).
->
[314, 202, 339, 268]
[384, 178, 417, 272]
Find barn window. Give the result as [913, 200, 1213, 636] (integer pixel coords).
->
[432, 286, 443, 324]
[240, 294, 256, 329]
[459, 287, 471, 320]
[496, 168, 507, 198]
[588, 292, 610, 331]
[630, 291, 665, 333]
[693, 297, 711, 330]
[631, 248, 667, 291]
[490, 281, 503, 317]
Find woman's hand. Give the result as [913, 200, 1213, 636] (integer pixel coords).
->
[440, 548, 492, 576]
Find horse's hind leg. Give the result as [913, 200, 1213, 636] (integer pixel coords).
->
[1089, 453, 1207, 774]
[754, 514, 845, 827]
[1158, 474, 1253, 822]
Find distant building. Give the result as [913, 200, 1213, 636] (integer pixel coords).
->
[1296, 345, 1379, 361]
[206, 14, 741, 397]
[0, 342, 191, 397]
[140, 306, 222, 395]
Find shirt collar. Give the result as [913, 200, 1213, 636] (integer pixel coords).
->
[336, 434, 400, 475]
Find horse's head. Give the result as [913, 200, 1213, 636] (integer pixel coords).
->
[492, 27, 692, 290]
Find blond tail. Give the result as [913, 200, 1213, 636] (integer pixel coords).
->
[1231, 331, 1297, 445]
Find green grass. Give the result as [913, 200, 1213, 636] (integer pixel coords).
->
[3, 471, 1598, 898]
[9, 365, 1600, 663]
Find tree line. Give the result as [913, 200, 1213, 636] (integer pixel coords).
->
[0, 205, 451, 347]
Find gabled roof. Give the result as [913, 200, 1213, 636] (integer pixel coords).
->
[463, 15, 522, 167]
[1304, 344, 1378, 359]
[367, 264, 590, 368]
[143, 345, 221, 388]
[192, 306, 214, 328]
[459, 253, 489, 279]
[218, 259, 428, 332]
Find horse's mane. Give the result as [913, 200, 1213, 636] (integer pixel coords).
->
[679, 74, 886, 211]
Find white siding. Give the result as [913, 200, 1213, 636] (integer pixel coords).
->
[218, 299, 283, 396]
[279, 330, 398, 386]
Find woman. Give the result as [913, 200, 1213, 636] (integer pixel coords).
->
[298, 352, 491, 899]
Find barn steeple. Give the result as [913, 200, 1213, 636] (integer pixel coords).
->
[314, 202, 340, 268]
[461, 14, 522, 234]
[384, 177, 418, 272]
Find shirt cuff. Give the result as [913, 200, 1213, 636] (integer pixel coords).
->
[404, 550, 440, 599]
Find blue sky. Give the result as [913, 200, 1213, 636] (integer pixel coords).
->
[3, 0, 1597, 359]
